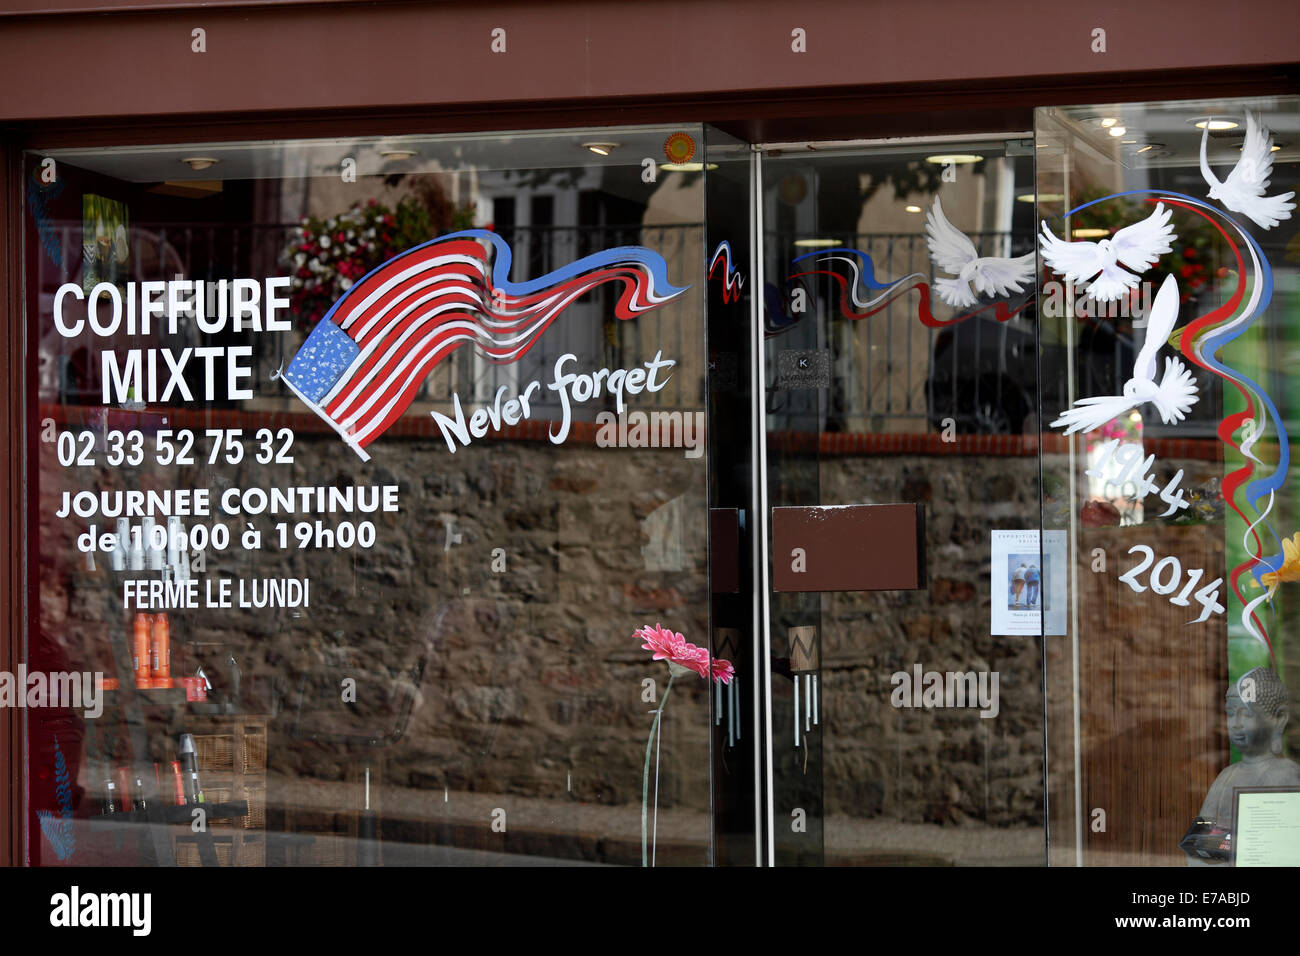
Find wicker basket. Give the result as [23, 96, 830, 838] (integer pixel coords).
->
[195, 735, 234, 774]
[243, 730, 266, 774]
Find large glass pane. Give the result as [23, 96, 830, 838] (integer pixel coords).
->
[1038, 95, 1300, 865]
[23, 127, 717, 866]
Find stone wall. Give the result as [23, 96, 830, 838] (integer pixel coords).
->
[38, 422, 1082, 861]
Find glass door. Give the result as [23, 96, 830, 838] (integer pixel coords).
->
[752, 137, 1049, 865]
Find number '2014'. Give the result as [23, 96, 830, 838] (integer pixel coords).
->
[1117, 545, 1225, 623]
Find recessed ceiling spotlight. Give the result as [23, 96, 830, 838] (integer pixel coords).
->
[1072, 228, 1110, 239]
[1016, 193, 1065, 203]
[1100, 118, 1118, 128]
[1192, 118, 1240, 130]
[1107, 126, 1127, 138]
[660, 162, 719, 172]
[379, 148, 417, 160]
[904, 205, 922, 213]
[793, 238, 842, 248]
[925, 154, 983, 165]
[181, 157, 219, 171]
[1136, 143, 1165, 153]
[582, 142, 620, 156]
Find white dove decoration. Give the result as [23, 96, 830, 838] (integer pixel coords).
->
[1050, 273, 1198, 435]
[924, 196, 1036, 308]
[1039, 202, 1176, 302]
[1200, 111, 1296, 230]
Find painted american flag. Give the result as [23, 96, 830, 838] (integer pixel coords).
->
[278, 229, 688, 460]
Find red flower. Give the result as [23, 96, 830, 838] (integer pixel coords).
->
[1183, 247, 1196, 259]
[1180, 264, 1195, 277]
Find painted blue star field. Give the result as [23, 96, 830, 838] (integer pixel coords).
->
[284, 320, 359, 403]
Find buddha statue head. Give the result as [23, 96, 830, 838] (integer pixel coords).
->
[1226, 667, 1289, 758]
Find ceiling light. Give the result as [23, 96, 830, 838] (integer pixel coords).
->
[1121, 140, 1137, 144]
[1072, 228, 1109, 238]
[1193, 118, 1239, 130]
[1107, 126, 1127, 138]
[904, 205, 922, 213]
[1136, 144, 1162, 153]
[660, 162, 718, 172]
[925, 154, 983, 165]
[181, 157, 218, 171]
[1100, 118, 1118, 128]
[582, 142, 620, 156]
[1016, 193, 1065, 203]
[379, 149, 417, 161]
[1241, 142, 1284, 152]
[793, 238, 842, 248]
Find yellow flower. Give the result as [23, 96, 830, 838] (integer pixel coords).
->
[1259, 532, 1300, 593]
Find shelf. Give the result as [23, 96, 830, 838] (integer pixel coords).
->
[88, 800, 249, 830]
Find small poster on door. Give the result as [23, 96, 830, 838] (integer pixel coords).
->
[990, 530, 1067, 636]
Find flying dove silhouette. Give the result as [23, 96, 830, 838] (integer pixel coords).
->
[924, 196, 1035, 308]
[1200, 111, 1296, 230]
[1039, 202, 1176, 302]
[1050, 273, 1198, 435]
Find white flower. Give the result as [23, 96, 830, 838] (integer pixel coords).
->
[294, 253, 307, 267]
[340, 278, 354, 291]
[347, 231, 356, 240]
[320, 235, 331, 249]
[308, 258, 321, 271]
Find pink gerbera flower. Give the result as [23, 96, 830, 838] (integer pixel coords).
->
[636, 623, 733, 683]
[637, 622, 688, 661]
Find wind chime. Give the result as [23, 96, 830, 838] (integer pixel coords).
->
[713, 628, 741, 748]
[788, 626, 819, 753]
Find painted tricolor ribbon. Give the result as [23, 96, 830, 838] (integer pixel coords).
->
[788, 247, 1035, 328]
[708, 240, 744, 304]
[276, 229, 688, 460]
[1064, 190, 1285, 658]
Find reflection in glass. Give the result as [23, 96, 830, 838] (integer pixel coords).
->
[24, 127, 713, 866]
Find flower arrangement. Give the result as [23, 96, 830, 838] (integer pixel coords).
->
[281, 195, 475, 330]
[635, 623, 732, 867]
